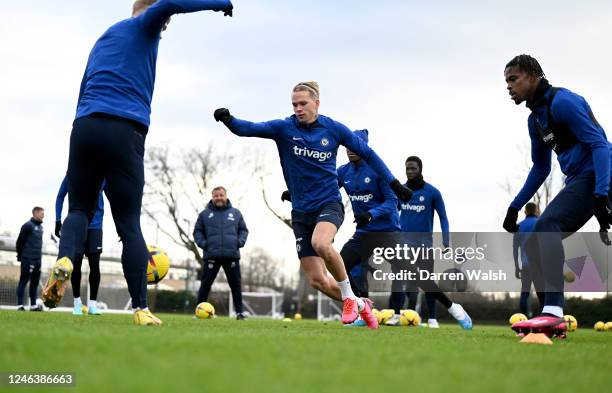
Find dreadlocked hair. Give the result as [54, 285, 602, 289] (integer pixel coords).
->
[505, 54, 545, 78]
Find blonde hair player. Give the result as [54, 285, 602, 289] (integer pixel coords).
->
[213, 81, 413, 329]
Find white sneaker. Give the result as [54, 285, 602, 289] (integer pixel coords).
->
[385, 314, 401, 326]
[427, 319, 440, 328]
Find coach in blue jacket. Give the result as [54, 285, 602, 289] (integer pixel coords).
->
[193, 186, 248, 320]
[15, 207, 45, 311]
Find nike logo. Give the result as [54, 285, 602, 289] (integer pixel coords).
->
[292, 137, 303, 141]
[97, 247, 102, 250]
[344, 181, 351, 184]
[319, 214, 332, 217]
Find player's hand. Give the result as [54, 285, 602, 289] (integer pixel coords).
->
[593, 196, 612, 246]
[515, 268, 521, 279]
[502, 207, 519, 233]
[281, 190, 291, 202]
[213, 108, 232, 124]
[16, 254, 21, 262]
[353, 212, 372, 228]
[390, 179, 413, 202]
[214, 2, 233, 17]
[54, 221, 62, 238]
[222, 3, 233, 17]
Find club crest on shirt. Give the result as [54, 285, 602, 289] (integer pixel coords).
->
[208, 212, 214, 218]
[419, 196, 425, 202]
[364, 177, 371, 184]
[320, 138, 329, 147]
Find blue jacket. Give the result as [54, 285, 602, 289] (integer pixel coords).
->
[75, 0, 232, 127]
[399, 182, 450, 247]
[16, 218, 43, 262]
[55, 177, 106, 230]
[338, 160, 400, 233]
[228, 115, 396, 212]
[511, 82, 612, 209]
[193, 200, 248, 260]
[512, 215, 538, 268]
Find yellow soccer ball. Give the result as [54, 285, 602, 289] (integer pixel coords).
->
[401, 309, 421, 326]
[605, 322, 612, 332]
[379, 309, 395, 324]
[294, 313, 302, 320]
[195, 302, 215, 319]
[594, 321, 605, 331]
[81, 305, 88, 315]
[509, 313, 528, 325]
[563, 315, 578, 332]
[146, 245, 170, 284]
[282, 317, 292, 323]
[563, 271, 576, 283]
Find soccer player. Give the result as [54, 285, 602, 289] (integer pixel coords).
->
[214, 81, 413, 328]
[394, 156, 471, 329]
[503, 54, 612, 335]
[42, 0, 234, 326]
[512, 202, 544, 316]
[55, 176, 106, 316]
[336, 130, 401, 326]
[193, 186, 249, 320]
[15, 207, 45, 311]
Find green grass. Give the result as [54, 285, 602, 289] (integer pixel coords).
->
[0, 311, 610, 393]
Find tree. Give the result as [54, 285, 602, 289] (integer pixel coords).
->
[143, 145, 243, 267]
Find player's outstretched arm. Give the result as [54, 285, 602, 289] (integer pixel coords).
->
[213, 108, 280, 139]
[505, 117, 551, 232]
[140, 0, 233, 32]
[54, 177, 68, 238]
[337, 124, 413, 201]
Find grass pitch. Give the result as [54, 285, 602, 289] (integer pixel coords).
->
[0, 311, 610, 393]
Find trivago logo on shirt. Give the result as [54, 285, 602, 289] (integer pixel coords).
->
[293, 145, 333, 162]
[401, 203, 426, 213]
[349, 194, 374, 203]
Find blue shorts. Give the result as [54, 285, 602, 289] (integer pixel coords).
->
[291, 201, 344, 259]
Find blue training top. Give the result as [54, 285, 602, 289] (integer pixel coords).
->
[75, 0, 232, 127]
[511, 85, 612, 209]
[512, 215, 538, 268]
[399, 182, 450, 247]
[338, 160, 400, 233]
[228, 115, 396, 213]
[55, 177, 106, 230]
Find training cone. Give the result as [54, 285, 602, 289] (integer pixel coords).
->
[519, 333, 553, 345]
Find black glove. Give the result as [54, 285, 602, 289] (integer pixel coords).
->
[593, 196, 612, 246]
[54, 221, 62, 238]
[354, 212, 372, 228]
[16, 253, 21, 262]
[503, 207, 519, 233]
[213, 108, 232, 125]
[389, 179, 413, 202]
[515, 268, 521, 280]
[281, 190, 291, 202]
[215, 2, 233, 17]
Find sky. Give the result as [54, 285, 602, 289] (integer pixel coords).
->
[1, 1, 611, 273]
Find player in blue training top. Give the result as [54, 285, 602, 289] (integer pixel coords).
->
[214, 81, 413, 329]
[55, 176, 107, 316]
[336, 130, 400, 326]
[512, 202, 543, 316]
[503, 54, 612, 336]
[396, 156, 472, 329]
[43, 0, 233, 326]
